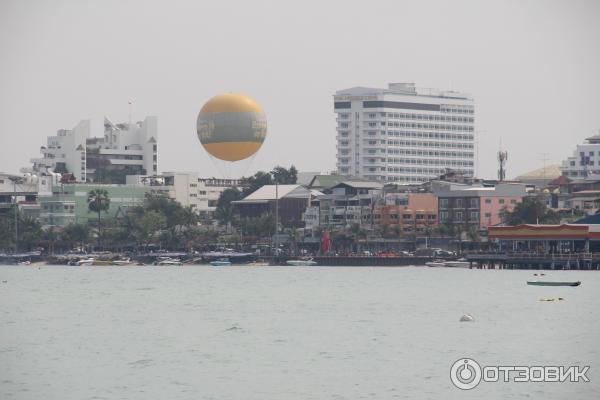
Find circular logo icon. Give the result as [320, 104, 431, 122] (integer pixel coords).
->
[450, 358, 482, 390]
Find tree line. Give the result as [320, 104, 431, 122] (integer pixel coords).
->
[0, 192, 218, 254]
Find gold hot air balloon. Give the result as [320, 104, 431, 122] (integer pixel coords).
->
[197, 93, 267, 162]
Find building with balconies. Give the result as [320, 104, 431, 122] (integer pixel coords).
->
[311, 180, 384, 230]
[373, 193, 438, 235]
[0, 172, 60, 220]
[334, 83, 475, 184]
[560, 130, 600, 180]
[30, 116, 158, 184]
[126, 173, 242, 219]
[433, 182, 527, 230]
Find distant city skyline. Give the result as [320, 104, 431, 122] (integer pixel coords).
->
[1, 0, 599, 180]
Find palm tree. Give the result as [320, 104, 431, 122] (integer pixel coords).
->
[88, 189, 110, 248]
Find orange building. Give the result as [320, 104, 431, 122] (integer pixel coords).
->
[374, 193, 438, 235]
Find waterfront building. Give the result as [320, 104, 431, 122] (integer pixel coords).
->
[373, 193, 438, 235]
[561, 190, 600, 215]
[488, 224, 600, 253]
[30, 116, 158, 183]
[561, 131, 600, 180]
[233, 185, 317, 228]
[127, 173, 242, 219]
[38, 183, 150, 228]
[433, 182, 527, 230]
[311, 180, 383, 230]
[333, 83, 475, 183]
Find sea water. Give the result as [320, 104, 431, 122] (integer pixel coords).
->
[1, 265, 599, 400]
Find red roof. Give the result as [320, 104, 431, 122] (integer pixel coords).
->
[547, 175, 570, 186]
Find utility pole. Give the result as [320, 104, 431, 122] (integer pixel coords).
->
[274, 182, 279, 257]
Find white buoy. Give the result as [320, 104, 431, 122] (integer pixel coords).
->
[460, 314, 474, 322]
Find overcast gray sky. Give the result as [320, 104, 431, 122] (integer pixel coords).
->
[1, 0, 599, 180]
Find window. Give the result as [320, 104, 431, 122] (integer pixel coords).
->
[470, 211, 479, 221]
[469, 198, 478, 208]
[455, 211, 464, 221]
[484, 199, 491, 204]
[499, 199, 505, 204]
[485, 212, 492, 218]
[510, 199, 517, 204]
[456, 199, 463, 208]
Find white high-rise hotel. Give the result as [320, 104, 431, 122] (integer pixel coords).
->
[334, 83, 475, 183]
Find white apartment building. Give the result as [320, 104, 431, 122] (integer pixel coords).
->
[127, 172, 242, 219]
[30, 120, 89, 181]
[334, 83, 475, 184]
[561, 131, 600, 179]
[30, 116, 158, 183]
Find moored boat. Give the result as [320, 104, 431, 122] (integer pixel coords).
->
[443, 259, 470, 268]
[527, 281, 581, 287]
[286, 258, 317, 266]
[425, 260, 446, 267]
[76, 258, 95, 266]
[156, 257, 183, 266]
[112, 258, 133, 266]
[210, 258, 232, 266]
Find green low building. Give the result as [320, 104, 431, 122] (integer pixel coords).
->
[39, 184, 150, 228]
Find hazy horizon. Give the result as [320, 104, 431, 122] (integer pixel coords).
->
[1, 0, 599, 180]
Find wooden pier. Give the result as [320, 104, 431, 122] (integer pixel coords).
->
[265, 255, 435, 267]
[465, 252, 600, 270]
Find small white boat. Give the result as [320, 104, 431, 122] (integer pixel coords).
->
[425, 260, 446, 267]
[112, 258, 133, 266]
[210, 258, 232, 266]
[444, 259, 470, 268]
[157, 257, 183, 266]
[77, 258, 95, 266]
[286, 258, 317, 266]
[17, 260, 31, 266]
